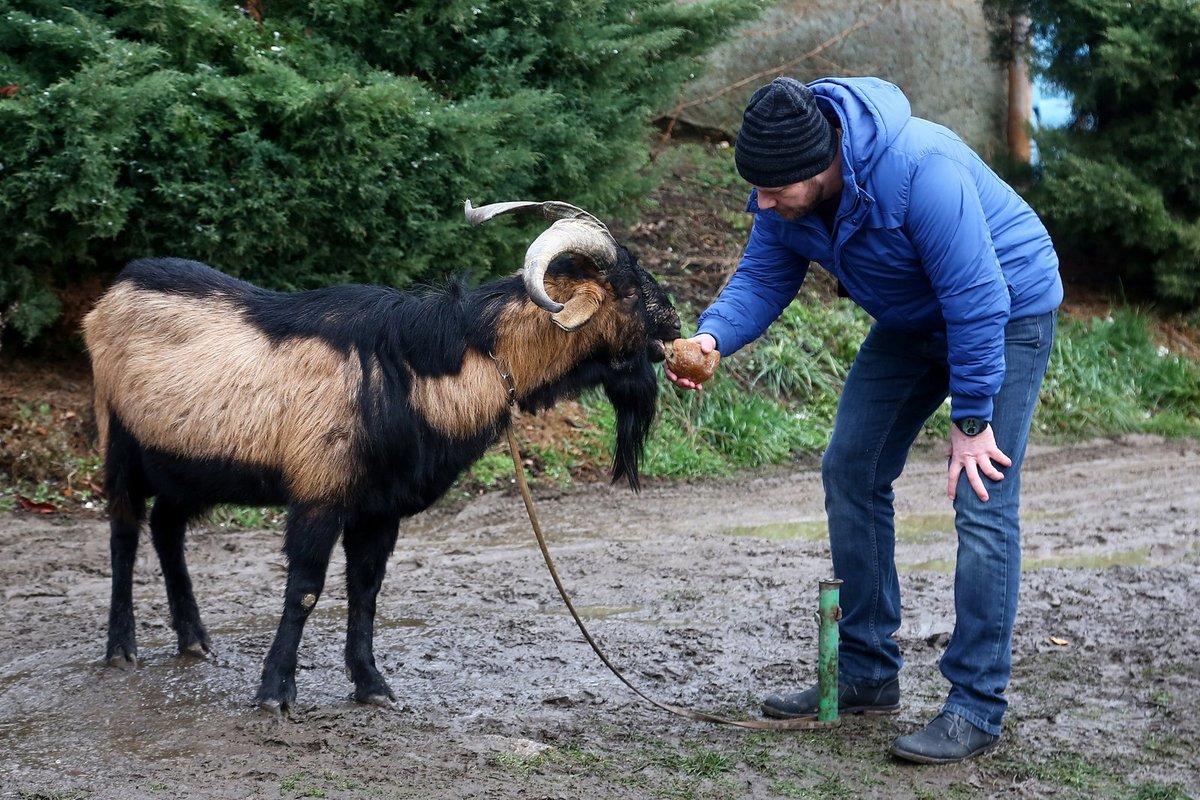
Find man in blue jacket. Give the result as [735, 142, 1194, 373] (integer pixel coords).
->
[667, 76, 1062, 763]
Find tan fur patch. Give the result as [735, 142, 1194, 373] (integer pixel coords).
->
[405, 277, 631, 438]
[406, 350, 510, 439]
[495, 276, 636, 396]
[83, 284, 363, 503]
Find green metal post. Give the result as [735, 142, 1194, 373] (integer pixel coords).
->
[816, 578, 843, 723]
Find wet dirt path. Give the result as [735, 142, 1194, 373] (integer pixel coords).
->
[1, 435, 1197, 799]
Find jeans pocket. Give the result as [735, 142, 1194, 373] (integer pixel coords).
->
[1004, 311, 1053, 350]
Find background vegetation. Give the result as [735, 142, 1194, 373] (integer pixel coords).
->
[1, 2, 1199, 514]
[0, 0, 760, 344]
[5, 140, 1198, 514]
[984, 0, 1200, 307]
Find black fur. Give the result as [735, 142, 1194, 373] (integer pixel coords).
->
[93, 255, 679, 711]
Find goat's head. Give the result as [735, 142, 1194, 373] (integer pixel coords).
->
[465, 199, 681, 362]
[466, 199, 681, 490]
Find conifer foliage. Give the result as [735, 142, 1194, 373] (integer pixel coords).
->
[986, 0, 1200, 307]
[0, 0, 759, 344]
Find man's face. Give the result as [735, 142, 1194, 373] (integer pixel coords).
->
[753, 177, 829, 221]
[750, 136, 844, 222]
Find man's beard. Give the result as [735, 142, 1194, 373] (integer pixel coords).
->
[773, 203, 813, 221]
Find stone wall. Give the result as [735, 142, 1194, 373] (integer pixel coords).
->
[671, 0, 1008, 158]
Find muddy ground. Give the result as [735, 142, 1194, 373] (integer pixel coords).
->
[0, 434, 1197, 799]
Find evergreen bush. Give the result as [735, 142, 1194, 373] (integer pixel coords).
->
[0, 0, 760, 345]
[985, 0, 1200, 309]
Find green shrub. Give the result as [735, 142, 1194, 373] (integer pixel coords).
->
[984, 0, 1200, 308]
[0, 0, 762, 346]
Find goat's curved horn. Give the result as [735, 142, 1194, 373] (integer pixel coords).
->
[521, 218, 619, 312]
[464, 199, 608, 230]
[464, 199, 619, 314]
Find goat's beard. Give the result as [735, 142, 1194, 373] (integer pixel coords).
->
[603, 357, 657, 492]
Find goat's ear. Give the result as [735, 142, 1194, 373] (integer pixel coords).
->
[549, 282, 605, 332]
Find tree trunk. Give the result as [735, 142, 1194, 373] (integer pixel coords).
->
[1007, 14, 1033, 164]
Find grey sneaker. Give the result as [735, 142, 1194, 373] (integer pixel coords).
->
[761, 676, 900, 719]
[889, 711, 1001, 764]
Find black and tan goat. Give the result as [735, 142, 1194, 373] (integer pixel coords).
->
[82, 200, 681, 713]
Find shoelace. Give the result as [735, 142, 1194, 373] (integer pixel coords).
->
[945, 713, 968, 742]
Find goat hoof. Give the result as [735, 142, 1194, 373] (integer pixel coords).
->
[106, 648, 138, 671]
[353, 678, 396, 707]
[257, 699, 285, 720]
[256, 676, 296, 716]
[181, 640, 216, 660]
[363, 693, 396, 709]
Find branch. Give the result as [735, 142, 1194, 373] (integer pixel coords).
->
[678, 10, 884, 113]
[652, 5, 888, 157]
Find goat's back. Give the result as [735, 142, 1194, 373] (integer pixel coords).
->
[83, 258, 368, 504]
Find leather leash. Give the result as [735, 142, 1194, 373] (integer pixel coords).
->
[502, 422, 838, 731]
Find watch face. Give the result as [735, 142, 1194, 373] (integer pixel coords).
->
[959, 417, 984, 436]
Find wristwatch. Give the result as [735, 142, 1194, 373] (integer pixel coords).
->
[954, 417, 989, 437]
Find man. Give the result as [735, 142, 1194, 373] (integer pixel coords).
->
[666, 76, 1062, 764]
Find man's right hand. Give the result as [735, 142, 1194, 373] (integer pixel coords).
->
[664, 333, 719, 391]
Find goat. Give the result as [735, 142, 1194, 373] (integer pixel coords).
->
[82, 200, 681, 713]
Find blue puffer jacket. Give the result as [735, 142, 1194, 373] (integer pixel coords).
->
[697, 77, 1063, 422]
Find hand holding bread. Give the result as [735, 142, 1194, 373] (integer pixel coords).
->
[664, 337, 720, 384]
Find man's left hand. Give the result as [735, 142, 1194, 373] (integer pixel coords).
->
[947, 424, 1012, 502]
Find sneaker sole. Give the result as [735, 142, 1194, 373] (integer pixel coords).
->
[888, 737, 1001, 765]
[761, 703, 901, 720]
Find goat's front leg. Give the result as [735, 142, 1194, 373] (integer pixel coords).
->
[256, 505, 342, 714]
[342, 511, 401, 706]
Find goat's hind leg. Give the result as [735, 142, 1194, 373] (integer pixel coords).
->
[343, 512, 401, 706]
[104, 423, 145, 669]
[149, 498, 214, 658]
[106, 495, 144, 669]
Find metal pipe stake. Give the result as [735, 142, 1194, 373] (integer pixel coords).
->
[817, 578, 844, 723]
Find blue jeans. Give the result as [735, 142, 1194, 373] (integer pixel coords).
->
[821, 310, 1056, 735]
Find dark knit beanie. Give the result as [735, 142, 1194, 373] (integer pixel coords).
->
[735, 77, 836, 188]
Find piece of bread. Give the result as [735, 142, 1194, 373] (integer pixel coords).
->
[665, 339, 720, 383]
